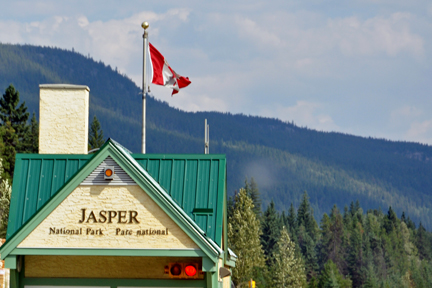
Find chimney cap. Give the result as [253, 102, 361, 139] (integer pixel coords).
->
[39, 84, 90, 92]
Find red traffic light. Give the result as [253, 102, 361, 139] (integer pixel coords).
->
[170, 263, 182, 276]
[165, 263, 201, 279]
[184, 264, 197, 277]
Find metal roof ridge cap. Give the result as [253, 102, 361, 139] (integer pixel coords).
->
[113, 144, 206, 233]
[108, 142, 219, 256]
[110, 143, 208, 236]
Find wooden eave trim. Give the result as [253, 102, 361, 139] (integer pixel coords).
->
[11, 248, 208, 257]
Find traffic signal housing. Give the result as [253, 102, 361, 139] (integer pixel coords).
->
[165, 263, 201, 279]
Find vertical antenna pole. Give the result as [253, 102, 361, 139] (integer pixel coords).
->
[141, 21, 149, 154]
[205, 119, 210, 154]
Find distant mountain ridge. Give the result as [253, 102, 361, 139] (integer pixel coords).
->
[1, 43, 432, 228]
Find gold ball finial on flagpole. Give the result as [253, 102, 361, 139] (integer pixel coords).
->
[142, 22, 149, 30]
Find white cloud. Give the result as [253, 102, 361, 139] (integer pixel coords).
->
[329, 13, 424, 57]
[391, 106, 423, 121]
[234, 12, 424, 58]
[406, 120, 432, 144]
[0, 21, 26, 43]
[260, 101, 340, 132]
[235, 16, 283, 48]
[0, 2, 431, 144]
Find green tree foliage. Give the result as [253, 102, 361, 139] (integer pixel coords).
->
[0, 84, 30, 152]
[245, 177, 261, 218]
[297, 192, 319, 278]
[0, 159, 12, 237]
[261, 201, 281, 265]
[89, 115, 105, 150]
[324, 205, 346, 273]
[228, 187, 432, 288]
[286, 203, 297, 237]
[318, 260, 352, 288]
[273, 227, 307, 287]
[0, 122, 18, 180]
[416, 223, 430, 261]
[0, 85, 35, 181]
[5, 43, 432, 230]
[28, 112, 38, 153]
[228, 188, 266, 287]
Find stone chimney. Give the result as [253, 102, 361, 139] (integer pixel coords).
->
[39, 84, 89, 154]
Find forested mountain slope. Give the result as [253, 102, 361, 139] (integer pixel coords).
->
[1, 43, 432, 228]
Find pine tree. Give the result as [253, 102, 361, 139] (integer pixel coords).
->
[383, 206, 397, 234]
[287, 202, 297, 237]
[416, 223, 430, 261]
[363, 263, 379, 288]
[347, 217, 365, 287]
[296, 192, 319, 279]
[0, 84, 30, 151]
[0, 158, 12, 238]
[244, 177, 261, 217]
[228, 188, 266, 287]
[320, 213, 332, 267]
[298, 225, 319, 280]
[89, 115, 105, 150]
[0, 122, 18, 181]
[324, 205, 346, 274]
[318, 260, 352, 288]
[261, 201, 281, 266]
[273, 227, 307, 287]
[28, 112, 38, 153]
[297, 191, 318, 240]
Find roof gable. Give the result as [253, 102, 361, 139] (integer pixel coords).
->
[18, 184, 200, 250]
[81, 156, 135, 185]
[1, 139, 224, 261]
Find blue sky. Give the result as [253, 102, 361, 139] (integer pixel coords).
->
[1, 0, 431, 144]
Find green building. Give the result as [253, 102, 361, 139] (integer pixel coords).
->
[0, 84, 236, 288]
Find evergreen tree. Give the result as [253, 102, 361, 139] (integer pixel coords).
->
[416, 223, 430, 261]
[0, 159, 12, 238]
[383, 206, 397, 234]
[0, 84, 30, 151]
[261, 201, 281, 266]
[89, 115, 105, 150]
[273, 227, 307, 287]
[0, 122, 18, 181]
[227, 194, 235, 221]
[287, 202, 297, 237]
[318, 260, 352, 288]
[228, 188, 265, 287]
[324, 205, 346, 274]
[244, 177, 261, 217]
[297, 191, 318, 240]
[28, 112, 38, 153]
[320, 213, 332, 267]
[298, 225, 319, 280]
[297, 192, 319, 279]
[363, 263, 379, 288]
[347, 217, 365, 287]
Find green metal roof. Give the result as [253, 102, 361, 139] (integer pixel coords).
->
[7, 154, 92, 238]
[7, 143, 226, 247]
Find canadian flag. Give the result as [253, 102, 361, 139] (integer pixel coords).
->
[149, 43, 191, 95]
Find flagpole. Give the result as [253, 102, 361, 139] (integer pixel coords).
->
[141, 21, 149, 154]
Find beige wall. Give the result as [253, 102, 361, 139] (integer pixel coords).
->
[18, 185, 199, 250]
[222, 270, 232, 288]
[39, 84, 89, 154]
[25, 255, 204, 279]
